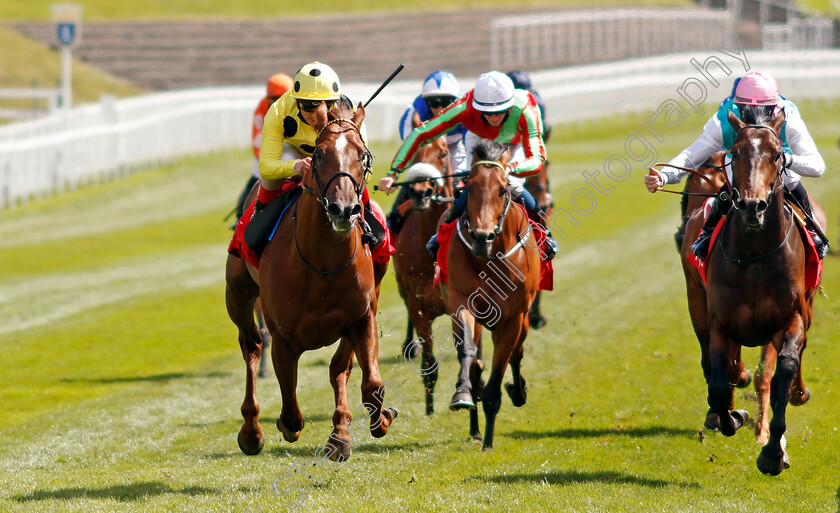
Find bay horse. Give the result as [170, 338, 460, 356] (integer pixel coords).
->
[442, 139, 541, 450]
[225, 101, 396, 461]
[682, 109, 821, 475]
[392, 136, 452, 415]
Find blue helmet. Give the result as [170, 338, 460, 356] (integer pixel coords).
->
[421, 70, 460, 98]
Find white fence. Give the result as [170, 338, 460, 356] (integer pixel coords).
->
[491, 8, 736, 70]
[0, 88, 61, 120]
[1, 50, 839, 208]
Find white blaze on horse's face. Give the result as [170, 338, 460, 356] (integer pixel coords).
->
[322, 131, 364, 234]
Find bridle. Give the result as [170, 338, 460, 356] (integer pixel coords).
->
[457, 160, 531, 260]
[302, 117, 373, 212]
[294, 117, 372, 275]
[728, 124, 785, 213]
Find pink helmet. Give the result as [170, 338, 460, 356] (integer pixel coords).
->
[734, 71, 780, 106]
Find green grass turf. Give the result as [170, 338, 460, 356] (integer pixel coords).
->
[0, 99, 839, 512]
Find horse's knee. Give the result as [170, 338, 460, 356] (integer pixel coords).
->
[775, 353, 800, 380]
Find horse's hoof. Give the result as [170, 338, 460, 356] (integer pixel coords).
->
[384, 407, 399, 422]
[756, 445, 785, 476]
[504, 379, 527, 407]
[276, 418, 302, 443]
[731, 409, 749, 431]
[790, 386, 810, 406]
[471, 432, 483, 443]
[736, 369, 752, 388]
[323, 440, 352, 462]
[529, 314, 547, 330]
[450, 389, 475, 411]
[704, 410, 721, 432]
[237, 428, 264, 455]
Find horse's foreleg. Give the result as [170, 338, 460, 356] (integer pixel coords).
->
[707, 327, 748, 437]
[350, 312, 397, 439]
[468, 322, 484, 441]
[325, 338, 355, 462]
[272, 336, 304, 443]
[226, 256, 264, 455]
[449, 303, 478, 411]
[410, 315, 438, 416]
[504, 324, 528, 408]
[482, 317, 523, 451]
[757, 317, 806, 475]
[528, 291, 546, 330]
[256, 298, 272, 378]
[755, 344, 776, 444]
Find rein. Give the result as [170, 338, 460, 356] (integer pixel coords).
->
[719, 206, 794, 265]
[650, 161, 726, 197]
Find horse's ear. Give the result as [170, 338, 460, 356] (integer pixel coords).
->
[352, 102, 365, 126]
[499, 148, 512, 168]
[770, 108, 786, 135]
[727, 110, 745, 133]
[411, 111, 422, 129]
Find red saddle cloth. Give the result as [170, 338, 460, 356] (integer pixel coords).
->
[689, 198, 822, 289]
[228, 185, 393, 269]
[434, 205, 553, 291]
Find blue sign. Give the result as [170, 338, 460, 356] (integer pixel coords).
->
[57, 23, 76, 46]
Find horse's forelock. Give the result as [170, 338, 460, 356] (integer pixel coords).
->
[472, 139, 507, 163]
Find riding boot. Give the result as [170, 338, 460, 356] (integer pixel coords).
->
[253, 184, 281, 217]
[426, 234, 439, 259]
[526, 207, 558, 261]
[789, 182, 829, 259]
[386, 186, 410, 236]
[690, 195, 730, 262]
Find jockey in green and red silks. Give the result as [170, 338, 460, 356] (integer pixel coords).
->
[381, 71, 557, 260]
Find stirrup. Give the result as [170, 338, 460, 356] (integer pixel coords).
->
[543, 233, 558, 261]
[361, 220, 379, 246]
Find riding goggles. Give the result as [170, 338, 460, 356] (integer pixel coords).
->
[425, 96, 456, 109]
[298, 99, 338, 112]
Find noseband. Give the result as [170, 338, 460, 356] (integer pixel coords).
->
[728, 124, 785, 212]
[303, 117, 373, 212]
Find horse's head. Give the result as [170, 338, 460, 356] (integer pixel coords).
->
[309, 99, 372, 233]
[404, 137, 448, 211]
[463, 140, 511, 258]
[727, 108, 786, 231]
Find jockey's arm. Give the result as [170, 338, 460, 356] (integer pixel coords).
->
[390, 105, 461, 177]
[508, 103, 546, 177]
[659, 115, 723, 186]
[258, 101, 298, 181]
[783, 109, 825, 178]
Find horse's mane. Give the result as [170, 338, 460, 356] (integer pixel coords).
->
[328, 94, 355, 122]
[739, 104, 775, 125]
[472, 139, 507, 163]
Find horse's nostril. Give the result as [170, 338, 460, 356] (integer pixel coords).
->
[327, 203, 342, 217]
[351, 204, 362, 216]
[486, 233, 496, 242]
[735, 199, 747, 210]
[756, 200, 768, 214]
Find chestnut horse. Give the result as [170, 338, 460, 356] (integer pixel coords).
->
[225, 102, 396, 461]
[523, 160, 552, 330]
[682, 110, 821, 475]
[442, 140, 541, 450]
[392, 136, 452, 415]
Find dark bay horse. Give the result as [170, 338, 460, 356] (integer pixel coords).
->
[225, 102, 396, 461]
[442, 140, 541, 450]
[682, 110, 821, 475]
[392, 136, 452, 415]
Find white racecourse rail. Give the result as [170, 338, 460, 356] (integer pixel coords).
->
[0, 50, 838, 208]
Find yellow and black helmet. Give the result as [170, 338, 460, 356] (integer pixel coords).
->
[291, 62, 341, 101]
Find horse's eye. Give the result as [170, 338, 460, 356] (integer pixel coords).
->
[499, 186, 506, 197]
[313, 148, 324, 162]
[773, 152, 782, 162]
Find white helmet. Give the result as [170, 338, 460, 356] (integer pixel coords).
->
[472, 71, 515, 112]
[421, 70, 459, 98]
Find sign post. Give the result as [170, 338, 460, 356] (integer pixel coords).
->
[51, 3, 82, 110]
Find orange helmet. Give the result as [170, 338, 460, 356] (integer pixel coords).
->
[266, 73, 293, 97]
